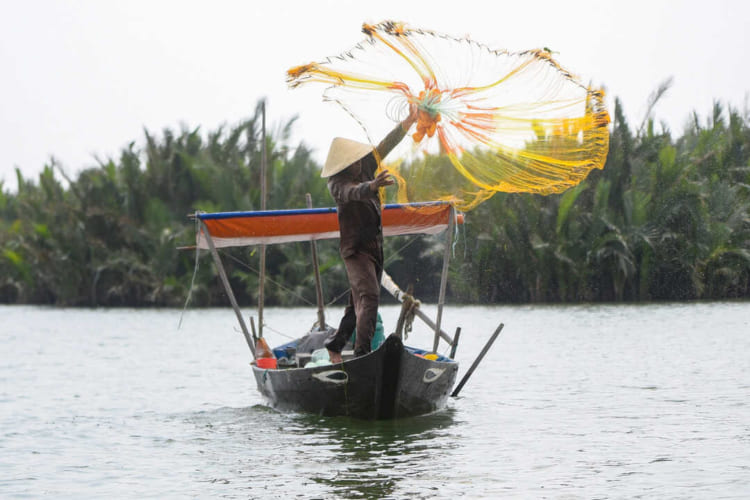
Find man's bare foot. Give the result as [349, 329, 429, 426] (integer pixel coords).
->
[328, 349, 343, 364]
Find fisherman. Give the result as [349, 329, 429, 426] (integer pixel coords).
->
[323, 107, 417, 363]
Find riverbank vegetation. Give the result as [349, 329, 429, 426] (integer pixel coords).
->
[1, 97, 749, 306]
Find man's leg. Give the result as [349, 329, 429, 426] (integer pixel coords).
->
[346, 252, 380, 357]
[325, 294, 356, 362]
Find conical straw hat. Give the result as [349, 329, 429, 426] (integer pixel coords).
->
[321, 137, 374, 178]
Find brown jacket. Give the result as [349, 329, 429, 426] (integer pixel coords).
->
[328, 154, 382, 258]
[327, 123, 408, 258]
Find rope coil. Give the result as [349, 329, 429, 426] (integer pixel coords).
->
[394, 291, 420, 340]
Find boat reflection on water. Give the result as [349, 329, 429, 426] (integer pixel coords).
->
[289, 409, 459, 498]
[184, 404, 459, 498]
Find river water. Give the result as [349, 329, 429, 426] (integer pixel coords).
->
[1, 302, 749, 498]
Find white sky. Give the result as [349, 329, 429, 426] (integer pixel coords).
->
[1, 0, 748, 190]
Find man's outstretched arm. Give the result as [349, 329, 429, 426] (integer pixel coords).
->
[375, 105, 417, 160]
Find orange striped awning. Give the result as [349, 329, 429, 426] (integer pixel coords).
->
[196, 202, 461, 248]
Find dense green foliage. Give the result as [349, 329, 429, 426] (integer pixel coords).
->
[1, 99, 749, 307]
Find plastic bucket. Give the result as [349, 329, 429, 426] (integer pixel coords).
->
[256, 357, 277, 369]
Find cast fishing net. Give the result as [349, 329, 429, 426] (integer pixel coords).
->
[288, 21, 610, 211]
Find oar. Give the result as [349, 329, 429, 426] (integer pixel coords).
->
[451, 323, 503, 398]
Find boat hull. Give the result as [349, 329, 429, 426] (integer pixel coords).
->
[251, 335, 458, 419]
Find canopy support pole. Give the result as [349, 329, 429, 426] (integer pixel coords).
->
[381, 272, 454, 346]
[200, 220, 256, 357]
[433, 206, 455, 352]
[306, 193, 326, 329]
[257, 100, 268, 338]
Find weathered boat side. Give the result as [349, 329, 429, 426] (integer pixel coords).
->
[252, 335, 458, 419]
[395, 350, 458, 418]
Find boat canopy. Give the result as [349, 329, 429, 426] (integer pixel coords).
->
[196, 202, 460, 249]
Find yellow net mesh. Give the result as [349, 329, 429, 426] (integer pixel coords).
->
[288, 21, 610, 211]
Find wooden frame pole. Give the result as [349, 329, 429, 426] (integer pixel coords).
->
[433, 205, 455, 352]
[306, 193, 326, 329]
[257, 101, 267, 338]
[451, 323, 504, 397]
[200, 220, 256, 357]
[449, 327, 461, 359]
[381, 272, 454, 345]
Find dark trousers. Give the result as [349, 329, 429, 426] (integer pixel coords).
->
[325, 250, 383, 357]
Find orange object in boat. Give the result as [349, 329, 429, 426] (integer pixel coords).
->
[256, 357, 277, 369]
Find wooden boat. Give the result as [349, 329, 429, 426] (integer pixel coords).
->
[253, 335, 458, 419]
[192, 201, 501, 419]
